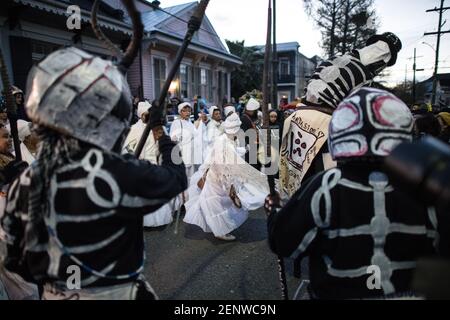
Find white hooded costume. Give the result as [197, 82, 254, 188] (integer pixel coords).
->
[206, 106, 224, 151]
[5, 120, 35, 165]
[122, 101, 175, 227]
[183, 113, 270, 237]
[169, 102, 198, 179]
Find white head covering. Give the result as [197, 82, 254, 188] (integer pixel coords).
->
[178, 102, 192, 114]
[246, 98, 260, 111]
[222, 112, 241, 135]
[17, 120, 32, 142]
[209, 106, 219, 115]
[137, 101, 151, 118]
[224, 106, 235, 117]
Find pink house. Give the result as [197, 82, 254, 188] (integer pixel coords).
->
[0, 0, 241, 106]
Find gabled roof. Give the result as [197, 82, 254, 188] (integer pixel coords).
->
[256, 42, 300, 53]
[140, 2, 197, 31]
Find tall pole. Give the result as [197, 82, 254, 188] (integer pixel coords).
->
[413, 48, 417, 103]
[263, 0, 288, 301]
[432, 0, 444, 105]
[425, 0, 447, 105]
[271, 0, 278, 109]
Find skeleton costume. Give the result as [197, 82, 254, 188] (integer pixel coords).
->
[279, 33, 403, 198]
[184, 113, 269, 239]
[0, 2, 187, 300]
[268, 88, 447, 299]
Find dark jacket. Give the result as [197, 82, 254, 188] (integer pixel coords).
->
[1, 135, 187, 287]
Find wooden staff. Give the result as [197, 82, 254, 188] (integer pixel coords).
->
[262, 0, 288, 300]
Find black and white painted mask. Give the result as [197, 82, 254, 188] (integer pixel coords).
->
[329, 87, 414, 161]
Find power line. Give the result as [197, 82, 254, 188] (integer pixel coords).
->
[424, 0, 449, 104]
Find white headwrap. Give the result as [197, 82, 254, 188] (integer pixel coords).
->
[17, 120, 32, 142]
[246, 98, 260, 111]
[224, 106, 235, 117]
[209, 106, 219, 115]
[178, 102, 192, 114]
[137, 101, 151, 118]
[222, 112, 242, 135]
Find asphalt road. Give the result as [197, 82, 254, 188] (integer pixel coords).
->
[143, 208, 309, 300]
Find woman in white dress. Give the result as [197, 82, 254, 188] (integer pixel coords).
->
[169, 102, 197, 180]
[122, 101, 176, 227]
[184, 113, 270, 241]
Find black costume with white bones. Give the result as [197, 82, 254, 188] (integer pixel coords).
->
[269, 88, 448, 299]
[1, 1, 187, 300]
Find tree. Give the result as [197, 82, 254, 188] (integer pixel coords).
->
[391, 81, 414, 106]
[304, 0, 343, 57]
[303, 0, 378, 57]
[226, 40, 264, 100]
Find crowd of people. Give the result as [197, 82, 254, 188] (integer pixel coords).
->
[0, 2, 449, 301]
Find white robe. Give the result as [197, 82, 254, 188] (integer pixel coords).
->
[206, 119, 224, 151]
[184, 134, 270, 237]
[194, 119, 209, 165]
[169, 119, 197, 179]
[122, 121, 175, 228]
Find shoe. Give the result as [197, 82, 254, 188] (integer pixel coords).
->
[215, 234, 236, 241]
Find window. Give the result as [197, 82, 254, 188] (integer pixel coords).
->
[31, 40, 59, 64]
[154, 58, 166, 99]
[207, 69, 213, 102]
[200, 68, 211, 101]
[201, 69, 207, 85]
[191, 66, 201, 97]
[218, 71, 228, 103]
[180, 64, 190, 99]
[279, 58, 290, 76]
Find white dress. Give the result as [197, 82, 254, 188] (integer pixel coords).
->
[206, 119, 224, 152]
[122, 121, 175, 228]
[184, 135, 270, 237]
[169, 118, 197, 179]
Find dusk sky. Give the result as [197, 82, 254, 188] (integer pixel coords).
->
[157, 0, 450, 86]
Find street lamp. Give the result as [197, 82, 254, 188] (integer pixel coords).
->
[422, 41, 436, 52]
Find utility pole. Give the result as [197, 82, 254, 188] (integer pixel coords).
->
[272, 0, 278, 109]
[424, 0, 450, 104]
[412, 48, 425, 103]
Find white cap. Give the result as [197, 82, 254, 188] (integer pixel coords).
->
[224, 106, 235, 117]
[222, 112, 242, 135]
[209, 106, 219, 115]
[246, 98, 260, 111]
[178, 102, 192, 114]
[137, 101, 151, 118]
[17, 120, 32, 141]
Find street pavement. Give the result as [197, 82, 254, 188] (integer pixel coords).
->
[143, 207, 309, 300]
